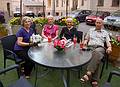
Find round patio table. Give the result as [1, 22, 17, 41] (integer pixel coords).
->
[28, 42, 92, 87]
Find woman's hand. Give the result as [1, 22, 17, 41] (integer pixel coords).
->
[29, 42, 38, 46]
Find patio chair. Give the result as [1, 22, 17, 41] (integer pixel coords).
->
[0, 64, 33, 87]
[0, 35, 24, 77]
[103, 70, 120, 87]
[100, 52, 109, 79]
[76, 31, 83, 43]
[100, 41, 110, 79]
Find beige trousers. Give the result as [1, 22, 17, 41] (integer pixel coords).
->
[87, 47, 105, 81]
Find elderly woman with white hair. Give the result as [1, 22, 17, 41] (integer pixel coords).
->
[14, 16, 35, 79]
[42, 15, 59, 41]
[59, 17, 78, 41]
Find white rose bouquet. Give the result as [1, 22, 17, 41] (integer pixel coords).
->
[30, 34, 43, 44]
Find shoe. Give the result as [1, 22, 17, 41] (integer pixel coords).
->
[21, 67, 24, 73]
[80, 72, 92, 83]
[91, 81, 99, 87]
[25, 76, 30, 79]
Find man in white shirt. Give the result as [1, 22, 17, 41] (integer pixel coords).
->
[80, 18, 112, 87]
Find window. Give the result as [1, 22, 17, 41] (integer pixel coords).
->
[61, 0, 64, 7]
[72, 0, 78, 10]
[56, 0, 59, 7]
[29, 7, 33, 11]
[48, 0, 51, 7]
[81, 0, 84, 6]
[97, 0, 104, 6]
[48, 12, 50, 15]
[7, 3, 10, 16]
[56, 12, 59, 16]
[112, 0, 119, 7]
[61, 12, 63, 16]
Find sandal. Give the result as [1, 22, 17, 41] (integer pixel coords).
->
[91, 81, 99, 87]
[80, 72, 92, 83]
[25, 76, 30, 79]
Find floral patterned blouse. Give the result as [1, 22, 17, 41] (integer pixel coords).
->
[43, 24, 59, 38]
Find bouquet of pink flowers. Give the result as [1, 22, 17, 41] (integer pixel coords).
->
[54, 39, 66, 51]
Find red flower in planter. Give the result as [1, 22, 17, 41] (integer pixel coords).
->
[117, 36, 120, 42]
[54, 39, 66, 51]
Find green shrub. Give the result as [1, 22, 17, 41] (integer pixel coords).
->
[54, 17, 79, 26]
[9, 17, 21, 25]
[33, 17, 48, 26]
[0, 23, 8, 35]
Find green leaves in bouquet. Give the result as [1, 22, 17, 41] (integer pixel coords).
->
[55, 46, 64, 51]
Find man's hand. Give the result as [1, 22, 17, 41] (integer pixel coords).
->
[83, 40, 88, 46]
[106, 47, 112, 54]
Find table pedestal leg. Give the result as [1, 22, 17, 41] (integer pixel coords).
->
[61, 69, 70, 87]
[66, 69, 70, 87]
[34, 64, 38, 87]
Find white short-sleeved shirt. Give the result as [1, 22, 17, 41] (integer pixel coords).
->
[85, 28, 111, 47]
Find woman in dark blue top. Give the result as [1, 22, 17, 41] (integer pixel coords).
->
[14, 16, 35, 79]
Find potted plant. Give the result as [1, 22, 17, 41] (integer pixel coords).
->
[54, 17, 79, 26]
[0, 23, 8, 38]
[33, 17, 48, 35]
[110, 35, 120, 62]
[9, 17, 21, 35]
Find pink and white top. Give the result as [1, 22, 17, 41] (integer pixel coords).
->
[43, 24, 59, 38]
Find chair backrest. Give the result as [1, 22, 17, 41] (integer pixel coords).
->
[1, 35, 17, 51]
[103, 70, 120, 87]
[0, 65, 33, 87]
[76, 31, 83, 43]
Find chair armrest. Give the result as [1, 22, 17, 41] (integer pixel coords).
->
[107, 70, 120, 82]
[0, 64, 19, 75]
[4, 49, 18, 58]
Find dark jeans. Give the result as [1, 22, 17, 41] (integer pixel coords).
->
[87, 46, 105, 81]
[15, 48, 34, 76]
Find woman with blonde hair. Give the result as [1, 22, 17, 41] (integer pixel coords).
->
[14, 16, 35, 79]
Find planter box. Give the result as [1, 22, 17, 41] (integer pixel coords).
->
[0, 32, 8, 38]
[36, 24, 43, 35]
[0, 24, 8, 38]
[110, 44, 120, 61]
[10, 25, 21, 35]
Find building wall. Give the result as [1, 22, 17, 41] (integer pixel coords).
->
[77, 0, 91, 10]
[77, 0, 120, 12]
[0, 0, 12, 12]
[23, 0, 44, 15]
[46, 0, 75, 16]
[96, 0, 120, 12]
[11, 0, 20, 12]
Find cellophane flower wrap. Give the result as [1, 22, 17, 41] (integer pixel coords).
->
[30, 34, 42, 43]
[54, 39, 66, 51]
